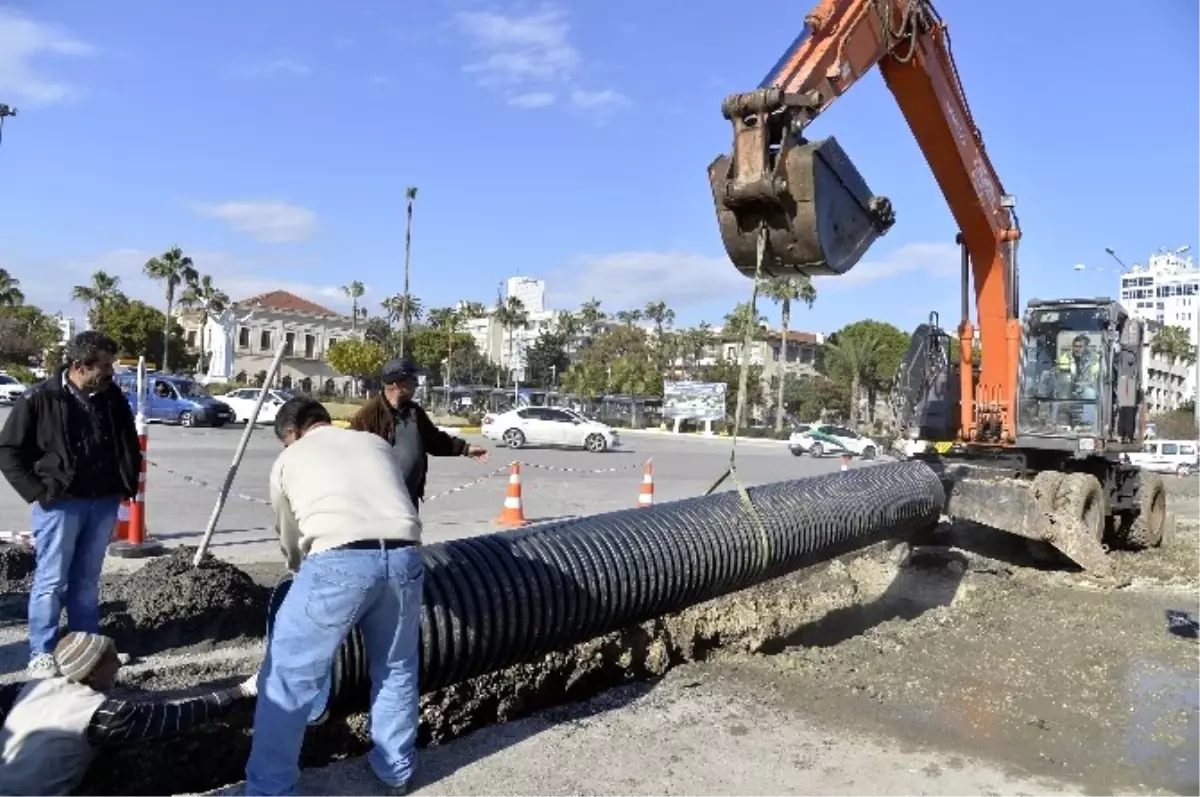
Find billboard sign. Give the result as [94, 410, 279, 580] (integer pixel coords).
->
[663, 381, 727, 422]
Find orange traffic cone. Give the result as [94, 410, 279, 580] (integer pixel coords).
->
[638, 460, 654, 508]
[840, 453, 851, 472]
[495, 462, 529, 527]
[112, 500, 131, 542]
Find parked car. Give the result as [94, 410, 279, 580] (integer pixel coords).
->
[1129, 439, 1199, 477]
[219, 388, 292, 425]
[788, 423, 879, 459]
[0, 374, 25, 404]
[114, 373, 234, 427]
[482, 407, 620, 452]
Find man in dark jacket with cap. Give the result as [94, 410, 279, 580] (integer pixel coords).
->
[0, 332, 140, 680]
[349, 358, 488, 510]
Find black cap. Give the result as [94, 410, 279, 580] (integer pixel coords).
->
[381, 358, 419, 384]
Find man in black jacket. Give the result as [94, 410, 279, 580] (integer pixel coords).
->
[0, 332, 140, 679]
[348, 357, 488, 511]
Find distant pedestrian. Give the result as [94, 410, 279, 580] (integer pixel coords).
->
[0, 332, 141, 679]
[245, 397, 424, 795]
[350, 357, 488, 512]
[0, 632, 257, 796]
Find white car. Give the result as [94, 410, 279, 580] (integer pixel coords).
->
[788, 423, 879, 460]
[0, 374, 26, 404]
[219, 388, 292, 424]
[482, 407, 620, 453]
[1129, 439, 1199, 477]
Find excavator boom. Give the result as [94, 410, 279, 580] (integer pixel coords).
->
[710, 0, 1020, 440]
[707, 0, 1165, 577]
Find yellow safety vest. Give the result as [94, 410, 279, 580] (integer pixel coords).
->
[1057, 351, 1099, 380]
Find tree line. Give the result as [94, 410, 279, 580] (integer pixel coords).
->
[321, 272, 924, 431]
[2, 253, 1196, 433]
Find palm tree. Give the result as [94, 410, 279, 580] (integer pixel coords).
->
[578, 298, 605, 336]
[143, 247, 198, 372]
[721, 302, 767, 343]
[380, 295, 403, 328]
[427, 307, 461, 386]
[401, 186, 418, 357]
[494, 295, 529, 382]
[179, 274, 231, 373]
[341, 281, 365, 331]
[0, 268, 25, 306]
[764, 276, 817, 431]
[643, 300, 675, 374]
[825, 331, 883, 427]
[615, 309, 643, 327]
[1150, 324, 1197, 365]
[457, 300, 487, 319]
[70, 271, 126, 331]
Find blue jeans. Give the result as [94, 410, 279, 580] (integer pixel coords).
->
[244, 545, 424, 796]
[28, 496, 121, 659]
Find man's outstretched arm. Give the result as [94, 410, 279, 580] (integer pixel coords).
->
[86, 678, 256, 745]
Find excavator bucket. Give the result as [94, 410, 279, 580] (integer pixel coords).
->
[939, 468, 1117, 578]
[708, 135, 896, 279]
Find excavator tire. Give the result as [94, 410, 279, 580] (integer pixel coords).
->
[1024, 471, 1066, 563]
[1112, 472, 1167, 550]
[1055, 473, 1107, 545]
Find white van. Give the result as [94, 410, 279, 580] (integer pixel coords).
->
[1130, 439, 1199, 477]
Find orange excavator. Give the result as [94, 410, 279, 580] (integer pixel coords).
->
[707, 0, 1166, 576]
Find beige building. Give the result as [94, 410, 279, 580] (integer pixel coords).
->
[179, 290, 361, 394]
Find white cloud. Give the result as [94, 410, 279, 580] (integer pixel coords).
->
[225, 59, 312, 80]
[455, 7, 578, 86]
[508, 91, 556, 109]
[453, 6, 629, 115]
[547, 241, 960, 311]
[809, 241, 959, 289]
[0, 8, 93, 105]
[191, 201, 318, 244]
[569, 89, 627, 110]
[2, 247, 356, 325]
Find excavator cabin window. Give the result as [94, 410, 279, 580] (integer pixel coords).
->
[1019, 307, 1108, 438]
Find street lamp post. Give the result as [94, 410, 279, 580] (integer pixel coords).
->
[0, 104, 16, 150]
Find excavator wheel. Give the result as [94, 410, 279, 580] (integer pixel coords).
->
[1023, 471, 1066, 563]
[1111, 471, 1167, 550]
[1054, 473, 1107, 546]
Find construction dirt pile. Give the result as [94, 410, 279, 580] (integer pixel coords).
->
[100, 546, 269, 657]
[0, 544, 35, 594]
[79, 541, 936, 795]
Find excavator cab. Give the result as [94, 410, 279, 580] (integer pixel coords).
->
[1015, 299, 1145, 450]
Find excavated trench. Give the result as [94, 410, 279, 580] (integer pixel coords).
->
[65, 539, 964, 796]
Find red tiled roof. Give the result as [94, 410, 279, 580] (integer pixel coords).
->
[235, 290, 342, 318]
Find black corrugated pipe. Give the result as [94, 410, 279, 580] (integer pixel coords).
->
[266, 461, 943, 724]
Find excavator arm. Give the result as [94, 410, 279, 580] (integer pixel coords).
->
[708, 0, 1022, 443]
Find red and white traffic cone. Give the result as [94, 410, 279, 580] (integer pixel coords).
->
[109, 417, 165, 558]
[495, 462, 529, 527]
[840, 453, 852, 472]
[637, 460, 654, 508]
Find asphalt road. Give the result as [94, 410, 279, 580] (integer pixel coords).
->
[0, 407, 860, 561]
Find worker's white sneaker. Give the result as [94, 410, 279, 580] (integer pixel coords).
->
[27, 653, 59, 679]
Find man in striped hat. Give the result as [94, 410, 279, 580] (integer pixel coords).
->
[0, 631, 256, 796]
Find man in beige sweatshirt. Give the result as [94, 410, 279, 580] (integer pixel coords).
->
[244, 397, 423, 796]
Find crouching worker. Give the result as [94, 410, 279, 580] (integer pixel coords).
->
[245, 397, 424, 796]
[0, 632, 257, 796]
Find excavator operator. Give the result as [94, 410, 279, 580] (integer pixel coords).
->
[1058, 334, 1100, 400]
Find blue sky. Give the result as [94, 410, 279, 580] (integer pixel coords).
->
[1, 0, 1196, 337]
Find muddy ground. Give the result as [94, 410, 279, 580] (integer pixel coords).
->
[0, 484, 1196, 795]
